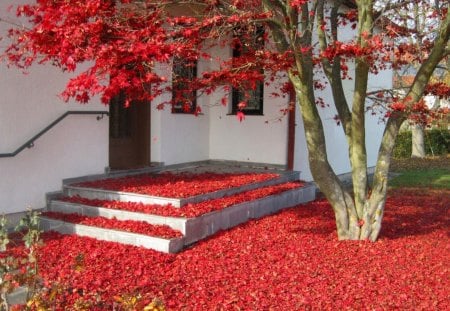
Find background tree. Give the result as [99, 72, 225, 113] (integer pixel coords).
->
[387, 0, 449, 158]
[1, 0, 449, 241]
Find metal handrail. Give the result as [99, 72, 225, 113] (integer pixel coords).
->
[0, 110, 109, 158]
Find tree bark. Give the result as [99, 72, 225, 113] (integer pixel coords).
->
[411, 124, 426, 158]
[289, 73, 359, 240]
[364, 116, 405, 241]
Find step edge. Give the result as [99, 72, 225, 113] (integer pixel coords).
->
[63, 186, 182, 207]
[63, 172, 301, 207]
[48, 200, 188, 234]
[40, 217, 185, 253]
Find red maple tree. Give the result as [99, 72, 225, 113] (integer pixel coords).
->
[2, 0, 449, 241]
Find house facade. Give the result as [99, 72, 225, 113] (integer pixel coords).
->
[0, 1, 392, 218]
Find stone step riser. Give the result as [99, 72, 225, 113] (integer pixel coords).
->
[64, 187, 181, 206]
[40, 217, 185, 253]
[183, 184, 316, 245]
[64, 171, 300, 207]
[48, 201, 187, 233]
[46, 183, 316, 251]
[5, 286, 28, 306]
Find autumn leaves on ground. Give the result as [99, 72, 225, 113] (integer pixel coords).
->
[8, 157, 450, 310]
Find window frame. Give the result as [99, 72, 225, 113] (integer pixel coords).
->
[230, 25, 265, 116]
[171, 58, 198, 114]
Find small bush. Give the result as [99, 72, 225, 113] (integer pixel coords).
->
[393, 131, 412, 158]
[1, 213, 166, 310]
[393, 129, 449, 158]
[425, 129, 450, 155]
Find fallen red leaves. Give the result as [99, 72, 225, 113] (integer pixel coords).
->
[41, 212, 182, 239]
[7, 189, 449, 309]
[62, 182, 303, 218]
[74, 172, 279, 198]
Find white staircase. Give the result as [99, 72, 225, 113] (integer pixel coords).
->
[40, 169, 316, 253]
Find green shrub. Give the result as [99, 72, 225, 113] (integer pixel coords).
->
[393, 129, 449, 158]
[1, 210, 43, 310]
[393, 131, 412, 158]
[425, 129, 450, 155]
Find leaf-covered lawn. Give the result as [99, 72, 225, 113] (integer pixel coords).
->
[16, 188, 447, 310]
[390, 155, 449, 172]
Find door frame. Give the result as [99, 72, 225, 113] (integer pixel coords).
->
[108, 94, 151, 170]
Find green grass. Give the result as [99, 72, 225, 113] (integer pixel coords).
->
[389, 169, 450, 189]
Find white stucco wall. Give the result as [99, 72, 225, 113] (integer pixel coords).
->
[206, 45, 290, 165]
[293, 63, 392, 182]
[207, 87, 289, 165]
[150, 62, 210, 165]
[0, 3, 108, 215]
[365, 69, 392, 164]
[151, 107, 210, 165]
[293, 86, 353, 182]
[0, 64, 109, 215]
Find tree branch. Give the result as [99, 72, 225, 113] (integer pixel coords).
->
[405, 9, 450, 105]
[350, 0, 374, 224]
[262, 0, 290, 52]
[317, 0, 352, 139]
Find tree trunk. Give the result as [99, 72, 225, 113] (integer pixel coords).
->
[272, 0, 449, 242]
[289, 72, 360, 241]
[362, 116, 405, 241]
[411, 124, 426, 158]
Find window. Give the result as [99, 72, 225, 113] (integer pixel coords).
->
[231, 79, 264, 115]
[172, 57, 197, 114]
[231, 25, 265, 115]
[110, 91, 131, 138]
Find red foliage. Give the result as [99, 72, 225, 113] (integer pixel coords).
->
[3, 0, 447, 123]
[425, 82, 450, 99]
[387, 96, 448, 126]
[74, 172, 279, 198]
[14, 189, 447, 309]
[42, 211, 182, 239]
[2, 0, 275, 106]
[390, 101, 407, 112]
[62, 182, 303, 218]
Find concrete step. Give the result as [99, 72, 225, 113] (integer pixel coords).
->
[181, 182, 316, 245]
[45, 182, 316, 251]
[48, 200, 186, 233]
[63, 171, 300, 207]
[40, 216, 184, 253]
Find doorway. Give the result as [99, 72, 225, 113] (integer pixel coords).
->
[109, 92, 150, 170]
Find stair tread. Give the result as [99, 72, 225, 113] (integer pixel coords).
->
[72, 171, 281, 198]
[42, 211, 183, 239]
[58, 181, 305, 218]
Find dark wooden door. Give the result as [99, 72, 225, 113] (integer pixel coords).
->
[109, 92, 150, 170]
